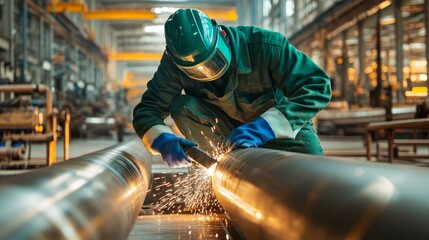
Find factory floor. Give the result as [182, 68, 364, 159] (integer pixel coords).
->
[2, 133, 428, 172]
[128, 214, 241, 240]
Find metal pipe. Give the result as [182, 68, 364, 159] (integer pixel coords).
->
[0, 147, 25, 160]
[0, 84, 56, 165]
[212, 148, 429, 239]
[0, 138, 153, 240]
[0, 84, 52, 114]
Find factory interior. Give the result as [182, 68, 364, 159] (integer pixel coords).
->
[0, 0, 429, 239]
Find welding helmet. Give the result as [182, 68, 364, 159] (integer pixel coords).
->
[165, 8, 231, 82]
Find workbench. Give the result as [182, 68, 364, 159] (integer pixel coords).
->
[366, 118, 429, 163]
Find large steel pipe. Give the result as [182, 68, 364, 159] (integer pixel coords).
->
[0, 138, 153, 240]
[213, 148, 429, 239]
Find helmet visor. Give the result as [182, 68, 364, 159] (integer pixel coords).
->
[178, 48, 229, 81]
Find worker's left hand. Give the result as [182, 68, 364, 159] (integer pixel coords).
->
[224, 117, 275, 151]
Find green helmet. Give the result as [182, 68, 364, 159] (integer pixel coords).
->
[165, 8, 232, 81]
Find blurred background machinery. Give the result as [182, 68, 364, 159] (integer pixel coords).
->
[0, 0, 427, 140]
[0, 84, 70, 168]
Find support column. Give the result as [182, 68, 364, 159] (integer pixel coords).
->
[4, 0, 14, 65]
[395, 0, 404, 104]
[20, 1, 29, 83]
[38, 18, 44, 85]
[341, 31, 348, 100]
[358, 20, 365, 87]
[425, 0, 429, 101]
[375, 11, 382, 107]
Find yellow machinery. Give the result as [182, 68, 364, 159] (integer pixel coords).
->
[0, 84, 70, 167]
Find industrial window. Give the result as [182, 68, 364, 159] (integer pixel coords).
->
[401, 0, 427, 102]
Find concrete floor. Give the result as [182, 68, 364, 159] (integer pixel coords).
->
[128, 214, 240, 240]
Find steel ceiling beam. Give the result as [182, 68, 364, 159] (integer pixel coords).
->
[108, 51, 163, 61]
[83, 8, 237, 21]
[46, 1, 87, 12]
[96, 0, 235, 7]
[83, 9, 157, 20]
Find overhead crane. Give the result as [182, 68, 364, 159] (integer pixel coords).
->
[46, 1, 237, 62]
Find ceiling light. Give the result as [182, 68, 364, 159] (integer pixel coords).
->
[379, 1, 391, 10]
[380, 15, 395, 25]
[144, 25, 164, 33]
[151, 7, 178, 14]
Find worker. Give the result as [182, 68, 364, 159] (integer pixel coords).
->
[133, 8, 332, 168]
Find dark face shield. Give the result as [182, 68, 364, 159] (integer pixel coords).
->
[178, 48, 230, 81]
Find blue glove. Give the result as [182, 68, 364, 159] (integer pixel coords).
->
[151, 132, 197, 168]
[224, 117, 275, 151]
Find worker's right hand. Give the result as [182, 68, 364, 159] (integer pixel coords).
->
[151, 132, 197, 168]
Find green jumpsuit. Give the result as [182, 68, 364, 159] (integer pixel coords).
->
[133, 26, 331, 156]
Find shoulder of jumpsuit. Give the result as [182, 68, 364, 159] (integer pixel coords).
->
[235, 26, 284, 46]
[223, 26, 286, 70]
[220, 26, 251, 74]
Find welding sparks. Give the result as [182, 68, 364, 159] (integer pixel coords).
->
[206, 163, 217, 176]
[174, 166, 222, 214]
[149, 125, 227, 216]
[151, 165, 223, 215]
[135, 125, 243, 238]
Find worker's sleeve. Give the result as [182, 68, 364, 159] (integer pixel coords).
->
[266, 37, 332, 139]
[132, 54, 183, 153]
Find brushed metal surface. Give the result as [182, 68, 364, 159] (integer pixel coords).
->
[213, 148, 429, 239]
[0, 138, 153, 240]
